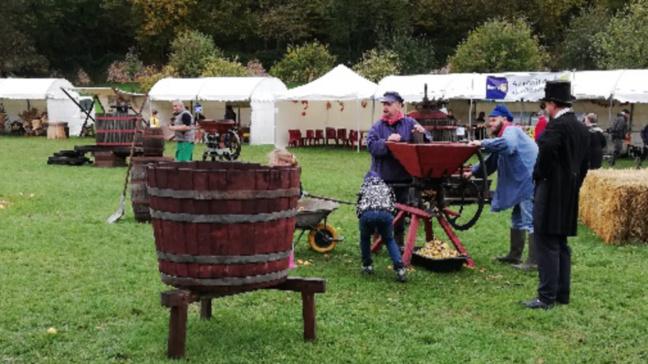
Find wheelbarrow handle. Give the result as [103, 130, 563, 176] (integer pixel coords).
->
[303, 192, 354, 205]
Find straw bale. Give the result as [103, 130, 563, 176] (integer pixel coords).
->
[579, 169, 648, 245]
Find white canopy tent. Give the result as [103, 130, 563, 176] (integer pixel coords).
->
[197, 77, 287, 144]
[0, 78, 86, 135]
[375, 73, 483, 102]
[276, 64, 377, 147]
[148, 77, 286, 144]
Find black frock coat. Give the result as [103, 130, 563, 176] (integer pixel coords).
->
[533, 111, 590, 236]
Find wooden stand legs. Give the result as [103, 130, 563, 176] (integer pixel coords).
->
[161, 277, 326, 359]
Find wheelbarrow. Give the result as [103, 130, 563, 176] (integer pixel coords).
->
[294, 197, 344, 253]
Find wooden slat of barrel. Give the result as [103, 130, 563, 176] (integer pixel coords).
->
[147, 161, 300, 294]
[143, 127, 165, 156]
[95, 114, 142, 147]
[130, 156, 173, 222]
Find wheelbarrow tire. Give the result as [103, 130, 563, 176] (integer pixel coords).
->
[308, 223, 338, 253]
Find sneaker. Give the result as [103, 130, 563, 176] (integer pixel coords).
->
[395, 267, 407, 283]
[361, 265, 374, 275]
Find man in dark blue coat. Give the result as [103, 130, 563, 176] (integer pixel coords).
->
[522, 81, 590, 310]
[366, 91, 429, 244]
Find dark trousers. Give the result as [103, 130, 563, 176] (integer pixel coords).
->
[389, 185, 409, 244]
[536, 233, 571, 304]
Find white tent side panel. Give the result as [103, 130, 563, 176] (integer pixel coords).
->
[275, 100, 375, 148]
[250, 101, 275, 145]
[47, 99, 85, 136]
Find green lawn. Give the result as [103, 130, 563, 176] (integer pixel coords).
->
[0, 137, 646, 363]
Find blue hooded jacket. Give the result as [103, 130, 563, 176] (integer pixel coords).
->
[472, 125, 538, 212]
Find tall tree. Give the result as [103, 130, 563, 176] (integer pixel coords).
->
[557, 6, 610, 70]
[0, 1, 48, 76]
[594, 0, 648, 69]
[448, 18, 546, 72]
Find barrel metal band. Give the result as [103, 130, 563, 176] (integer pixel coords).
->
[160, 270, 288, 286]
[147, 187, 300, 200]
[157, 250, 290, 264]
[150, 208, 297, 223]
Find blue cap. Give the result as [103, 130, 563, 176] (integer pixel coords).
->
[489, 104, 512, 121]
[379, 91, 404, 104]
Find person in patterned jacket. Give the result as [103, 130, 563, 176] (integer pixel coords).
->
[356, 172, 407, 282]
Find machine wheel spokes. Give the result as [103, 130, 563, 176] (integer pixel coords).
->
[223, 130, 242, 161]
[442, 150, 488, 231]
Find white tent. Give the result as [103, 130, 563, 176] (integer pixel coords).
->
[374, 73, 483, 102]
[197, 77, 287, 145]
[0, 78, 86, 136]
[275, 64, 378, 147]
[612, 69, 648, 103]
[148, 77, 286, 144]
[572, 70, 622, 100]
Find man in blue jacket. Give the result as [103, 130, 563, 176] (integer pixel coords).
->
[468, 105, 538, 270]
[366, 91, 429, 244]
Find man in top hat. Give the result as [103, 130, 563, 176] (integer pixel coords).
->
[366, 91, 430, 245]
[468, 104, 538, 271]
[522, 81, 590, 309]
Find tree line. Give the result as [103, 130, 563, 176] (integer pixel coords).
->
[2, 0, 646, 89]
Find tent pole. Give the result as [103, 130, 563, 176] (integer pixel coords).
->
[468, 99, 473, 141]
[356, 100, 360, 152]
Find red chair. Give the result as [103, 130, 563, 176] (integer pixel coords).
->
[288, 129, 303, 147]
[348, 129, 359, 148]
[314, 129, 325, 145]
[305, 129, 315, 146]
[325, 127, 337, 145]
[337, 128, 348, 146]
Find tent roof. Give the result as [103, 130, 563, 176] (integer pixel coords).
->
[149, 77, 287, 102]
[0, 78, 75, 100]
[280, 64, 377, 101]
[72, 87, 146, 97]
[375, 73, 482, 102]
[572, 70, 622, 100]
[148, 78, 206, 101]
[198, 77, 287, 102]
[613, 70, 648, 103]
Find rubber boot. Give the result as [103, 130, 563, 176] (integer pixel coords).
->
[513, 233, 538, 271]
[496, 228, 525, 264]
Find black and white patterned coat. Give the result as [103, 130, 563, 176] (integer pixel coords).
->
[356, 176, 396, 218]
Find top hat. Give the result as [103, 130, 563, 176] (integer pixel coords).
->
[540, 81, 575, 105]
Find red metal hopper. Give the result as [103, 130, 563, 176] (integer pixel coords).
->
[198, 119, 235, 134]
[387, 142, 478, 179]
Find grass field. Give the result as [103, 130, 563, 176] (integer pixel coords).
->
[1, 136, 646, 363]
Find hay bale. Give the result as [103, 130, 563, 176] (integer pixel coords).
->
[579, 169, 648, 244]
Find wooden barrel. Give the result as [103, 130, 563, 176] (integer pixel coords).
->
[47, 122, 68, 139]
[142, 127, 165, 156]
[130, 156, 173, 222]
[95, 114, 142, 147]
[147, 161, 301, 294]
[94, 151, 126, 168]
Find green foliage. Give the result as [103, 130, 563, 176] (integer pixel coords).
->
[270, 42, 336, 84]
[594, 0, 648, 69]
[135, 64, 177, 92]
[449, 18, 546, 73]
[201, 57, 249, 77]
[168, 30, 222, 77]
[378, 31, 436, 74]
[557, 6, 610, 70]
[353, 49, 401, 82]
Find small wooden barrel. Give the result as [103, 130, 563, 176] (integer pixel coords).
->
[142, 127, 165, 156]
[130, 156, 173, 222]
[95, 114, 142, 147]
[94, 151, 126, 168]
[47, 122, 68, 139]
[147, 161, 301, 294]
